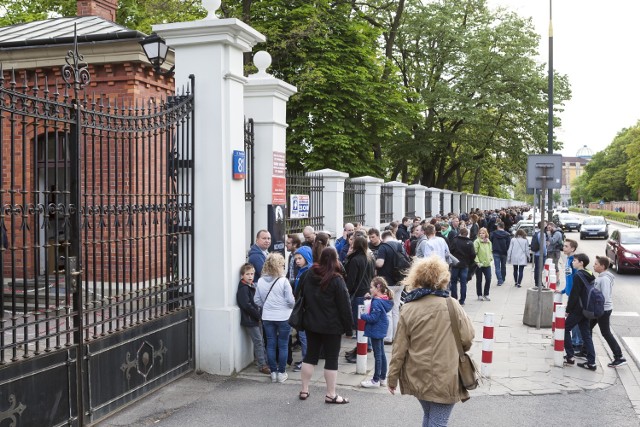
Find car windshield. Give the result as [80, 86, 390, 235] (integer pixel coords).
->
[582, 217, 605, 225]
[621, 232, 640, 245]
[519, 226, 534, 236]
[560, 215, 579, 222]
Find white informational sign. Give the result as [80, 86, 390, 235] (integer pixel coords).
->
[290, 194, 309, 219]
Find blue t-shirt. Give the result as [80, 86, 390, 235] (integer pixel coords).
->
[561, 254, 576, 295]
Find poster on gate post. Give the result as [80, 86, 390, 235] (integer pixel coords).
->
[290, 194, 309, 219]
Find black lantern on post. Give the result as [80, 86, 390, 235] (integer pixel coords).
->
[139, 32, 174, 76]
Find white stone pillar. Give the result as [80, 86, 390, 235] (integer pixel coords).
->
[429, 188, 441, 217]
[352, 176, 383, 228]
[155, 5, 266, 375]
[441, 189, 453, 214]
[244, 51, 297, 235]
[452, 192, 461, 214]
[460, 192, 468, 214]
[310, 169, 348, 237]
[387, 181, 407, 223]
[408, 184, 427, 219]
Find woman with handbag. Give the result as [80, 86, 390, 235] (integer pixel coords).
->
[254, 253, 295, 384]
[387, 255, 475, 427]
[297, 248, 353, 403]
[507, 229, 530, 288]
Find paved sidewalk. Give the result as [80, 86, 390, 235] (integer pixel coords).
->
[237, 264, 628, 401]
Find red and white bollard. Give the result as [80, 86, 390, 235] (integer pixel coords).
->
[554, 305, 566, 367]
[356, 300, 370, 374]
[481, 312, 494, 378]
[543, 259, 553, 288]
[548, 272, 557, 291]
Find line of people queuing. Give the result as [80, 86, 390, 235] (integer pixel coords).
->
[237, 206, 625, 423]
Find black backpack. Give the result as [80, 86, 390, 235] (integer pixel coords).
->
[382, 242, 411, 284]
[579, 274, 605, 319]
[530, 232, 540, 253]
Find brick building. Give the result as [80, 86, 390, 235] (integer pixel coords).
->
[1, 0, 176, 283]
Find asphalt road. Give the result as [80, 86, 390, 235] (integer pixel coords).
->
[98, 373, 639, 427]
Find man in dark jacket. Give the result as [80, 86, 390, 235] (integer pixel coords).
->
[396, 217, 411, 242]
[449, 228, 476, 305]
[247, 229, 271, 283]
[490, 222, 511, 286]
[563, 253, 597, 370]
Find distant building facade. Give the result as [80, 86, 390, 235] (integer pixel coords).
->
[559, 145, 593, 206]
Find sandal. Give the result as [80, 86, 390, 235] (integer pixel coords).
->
[299, 391, 310, 400]
[325, 394, 349, 404]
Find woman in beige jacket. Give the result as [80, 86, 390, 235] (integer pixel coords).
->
[387, 255, 475, 426]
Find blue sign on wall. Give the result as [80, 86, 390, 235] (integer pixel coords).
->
[232, 150, 246, 180]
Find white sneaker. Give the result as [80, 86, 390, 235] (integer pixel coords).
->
[360, 379, 380, 388]
[379, 379, 387, 387]
[277, 372, 288, 383]
[271, 372, 277, 383]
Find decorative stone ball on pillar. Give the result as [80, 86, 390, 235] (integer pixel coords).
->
[202, 0, 221, 19]
[253, 51, 272, 77]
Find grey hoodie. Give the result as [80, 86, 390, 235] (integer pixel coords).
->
[595, 271, 615, 311]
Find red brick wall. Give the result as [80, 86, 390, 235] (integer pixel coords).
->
[1, 62, 179, 285]
[77, 0, 119, 22]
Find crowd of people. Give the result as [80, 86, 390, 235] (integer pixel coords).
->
[237, 206, 626, 425]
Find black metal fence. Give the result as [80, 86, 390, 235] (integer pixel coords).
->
[343, 179, 365, 226]
[425, 191, 432, 218]
[0, 63, 194, 425]
[405, 189, 416, 218]
[285, 171, 324, 234]
[244, 118, 255, 247]
[380, 184, 394, 223]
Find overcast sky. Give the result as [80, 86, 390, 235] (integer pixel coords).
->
[487, 0, 640, 158]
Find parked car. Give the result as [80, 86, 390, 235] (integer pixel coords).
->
[605, 229, 640, 274]
[552, 213, 581, 232]
[511, 220, 535, 262]
[580, 216, 609, 240]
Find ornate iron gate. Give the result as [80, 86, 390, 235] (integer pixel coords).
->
[0, 45, 194, 425]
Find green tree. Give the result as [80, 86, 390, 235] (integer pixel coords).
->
[582, 127, 636, 201]
[570, 173, 590, 205]
[223, 0, 417, 176]
[624, 121, 640, 198]
[391, 0, 570, 190]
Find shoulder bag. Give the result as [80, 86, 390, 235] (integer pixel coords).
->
[288, 274, 307, 330]
[446, 298, 479, 391]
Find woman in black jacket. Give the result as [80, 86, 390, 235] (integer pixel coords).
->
[449, 228, 476, 305]
[344, 236, 374, 332]
[298, 248, 353, 404]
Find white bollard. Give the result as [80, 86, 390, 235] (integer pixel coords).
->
[481, 312, 494, 378]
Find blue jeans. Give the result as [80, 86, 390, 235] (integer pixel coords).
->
[449, 267, 468, 304]
[571, 325, 583, 347]
[475, 266, 491, 297]
[493, 254, 507, 284]
[262, 320, 291, 373]
[370, 338, 387, 382]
